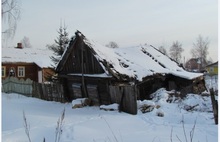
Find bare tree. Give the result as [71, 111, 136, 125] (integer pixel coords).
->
[191, 35, 209, 68]
[21, 36, 32, 48]
[106, 41, 119, 48]
[2, 0, 21, 39]
[158, 45, 168, 55]
[169, 41, 184, 63]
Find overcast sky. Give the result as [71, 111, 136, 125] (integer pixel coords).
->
[2, 0, 218, 62]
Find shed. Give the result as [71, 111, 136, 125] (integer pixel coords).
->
[56, 31, 206, 114]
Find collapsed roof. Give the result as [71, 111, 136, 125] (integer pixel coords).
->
[56, 31, 203, 81]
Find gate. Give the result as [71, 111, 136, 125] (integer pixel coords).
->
[109, 85, 137, 114]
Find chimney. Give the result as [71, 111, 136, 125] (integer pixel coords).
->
[17, 43, 23, 49]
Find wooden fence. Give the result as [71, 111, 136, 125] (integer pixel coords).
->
[2, 77, 33, 96]
[2, 77, 139, 114]
[32, 82, 65, 102]
[2, 77, 66, 102]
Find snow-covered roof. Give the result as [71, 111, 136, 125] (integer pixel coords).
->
[2, 47, 54, 68]
[82, 36, 203, 81]
[206, 61, 218, 67]
[56, 31, 203, 81]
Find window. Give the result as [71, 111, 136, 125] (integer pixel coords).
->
[18, 66, 25, 77]
[210, 67, 214, 73]
[2, 66, 6, 77]
[9, 67, 15, 77]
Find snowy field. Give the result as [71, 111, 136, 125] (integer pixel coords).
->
[2, 89, 218, 142]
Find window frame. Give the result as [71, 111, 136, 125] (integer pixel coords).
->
[17, 66, 25, 77]
[2, 66, 6, 77]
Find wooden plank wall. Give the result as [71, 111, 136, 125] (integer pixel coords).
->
[98, 82, 111, 105]
[109, 85, 137, 114]
[87, 84, 99, 105]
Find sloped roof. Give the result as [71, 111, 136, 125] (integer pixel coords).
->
[2, 47, 54, 68]
[57, 31, 203, 81]
[206, 61, 218, 67]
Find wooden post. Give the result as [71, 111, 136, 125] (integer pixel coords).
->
[81, 42, 88, 98]
[210, 88, 218, 124]
[119, 87, 125, 112]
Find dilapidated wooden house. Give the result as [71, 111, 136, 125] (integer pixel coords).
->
[56, 31, 206, 114]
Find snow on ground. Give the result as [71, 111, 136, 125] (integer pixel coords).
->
[2, 91, 217, 142]
[205, 75, 218, 91]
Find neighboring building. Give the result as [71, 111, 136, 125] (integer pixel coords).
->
[185, 58, 207, 72]
[56, 31, 205, 114]
[206, 61, 218, 75]
[2, 43, 55, 82]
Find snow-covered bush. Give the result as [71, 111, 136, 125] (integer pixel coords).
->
[179, 94, 212, 112]
[139, 88, 212, 114]
[150, 88, 181, 103]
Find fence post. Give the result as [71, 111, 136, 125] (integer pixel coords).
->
[210, 88, 218, 124]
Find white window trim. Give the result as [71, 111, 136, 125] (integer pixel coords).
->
[17, 66, 25, 77]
